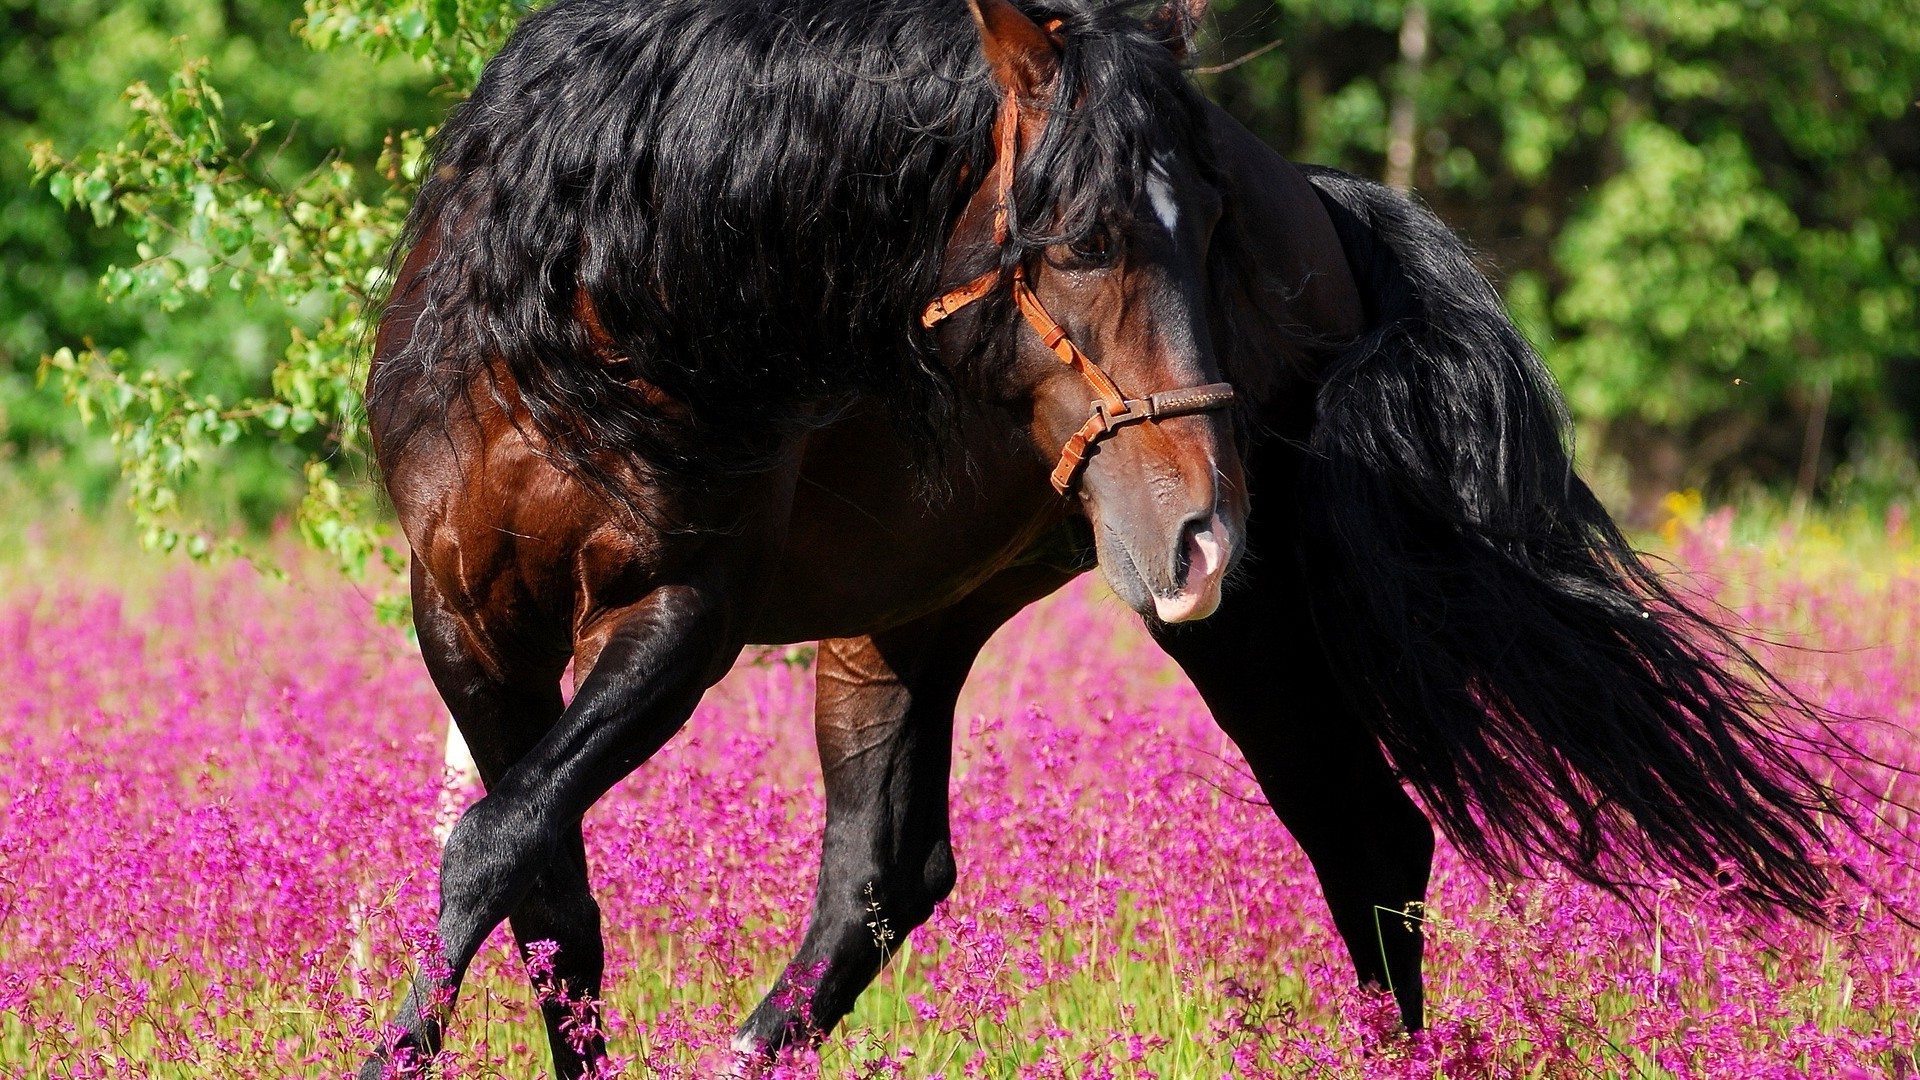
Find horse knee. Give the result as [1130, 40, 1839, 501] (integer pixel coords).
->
[445, 791, 548, 866]
[439, 795, 557, 948]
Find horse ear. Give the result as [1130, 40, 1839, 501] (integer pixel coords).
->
[966, 0, 1059, 100]
[1144, 0, 1206, 60]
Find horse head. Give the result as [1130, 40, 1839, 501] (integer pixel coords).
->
[929, 0, 1245, 623]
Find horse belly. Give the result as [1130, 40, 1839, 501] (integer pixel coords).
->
[748, 413, 1066, 643]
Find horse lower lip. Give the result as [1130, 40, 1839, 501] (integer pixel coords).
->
[1153, 587, 1219, 622]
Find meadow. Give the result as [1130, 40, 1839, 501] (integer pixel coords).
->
[0, 507, 1915, 1078]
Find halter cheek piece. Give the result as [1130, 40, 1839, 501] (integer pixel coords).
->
[921, 88, 1236, 495]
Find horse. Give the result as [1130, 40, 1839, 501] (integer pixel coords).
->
[360, 0, 1842, 1074]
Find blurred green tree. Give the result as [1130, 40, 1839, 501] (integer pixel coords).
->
[2, 0, 449, 525]
[16, 0, 521, 586]
[1202, 0, 1920, 519]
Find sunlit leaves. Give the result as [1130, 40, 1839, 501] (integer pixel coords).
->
[301, 0, 532, 90]
[31, 58, 379, 577]
[27, 4, 527, 609]
[1553, 121, 1915, 428]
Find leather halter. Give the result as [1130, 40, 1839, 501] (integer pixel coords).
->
[921, 89, 1236, 495]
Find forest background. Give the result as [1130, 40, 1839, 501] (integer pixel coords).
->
[3, 0, 1918, 580]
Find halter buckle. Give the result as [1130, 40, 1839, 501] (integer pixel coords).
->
[1092, 397, 1153, 434]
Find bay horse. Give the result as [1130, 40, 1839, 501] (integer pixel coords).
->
[361, 0, 1840, 1074]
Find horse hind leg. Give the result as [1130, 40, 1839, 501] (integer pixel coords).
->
[731, 633, 969, 1056]
[734, 572, 1062, 1058]
[1152, 577, 1434, 1032]
[359, 570, 735, 1079]
[506, 830, 605, 1075]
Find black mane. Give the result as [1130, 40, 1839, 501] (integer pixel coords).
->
[375, 0, 1214, 501]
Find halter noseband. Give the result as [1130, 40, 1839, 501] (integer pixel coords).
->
[921, 89, 1236, 495]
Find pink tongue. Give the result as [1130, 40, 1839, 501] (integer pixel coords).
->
[1152, 526, 1223, 623]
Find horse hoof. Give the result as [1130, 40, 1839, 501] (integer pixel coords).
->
[723, 1036, 776, 1079]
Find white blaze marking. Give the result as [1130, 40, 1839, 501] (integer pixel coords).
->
[1147, 155, 1180, 233]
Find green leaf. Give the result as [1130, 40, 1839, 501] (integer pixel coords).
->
[81, 174, 113, 208]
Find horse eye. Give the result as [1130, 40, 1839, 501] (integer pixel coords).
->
[1067, 225, 1116, 267]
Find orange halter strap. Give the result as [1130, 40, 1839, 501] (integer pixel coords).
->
[920, 89, 1235, 495]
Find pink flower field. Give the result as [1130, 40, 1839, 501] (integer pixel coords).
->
[0, 514, 1916, 1078]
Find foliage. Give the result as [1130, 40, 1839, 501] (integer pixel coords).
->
[13, 0, 513, 577]
[33, 61, 385, 565]
[0, 0, 444, 520]
[1201, 0, 1920, 510]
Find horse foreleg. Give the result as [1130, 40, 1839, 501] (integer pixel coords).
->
[359, 582, 737, 1079]
[734, 571, 1061, 1058]
[1153, 586, 1434, 1032]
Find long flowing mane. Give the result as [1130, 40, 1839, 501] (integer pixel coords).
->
[374, 0, 1216, 499]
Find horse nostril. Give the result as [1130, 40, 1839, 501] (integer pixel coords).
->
[1174, 515, 1224, 592]
[1150, 514, 1229, 624]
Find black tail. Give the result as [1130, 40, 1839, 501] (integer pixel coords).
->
[1293, 166, 1841, 918]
